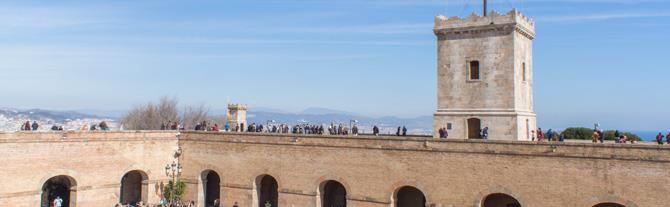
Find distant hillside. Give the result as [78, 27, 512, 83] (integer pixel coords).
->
[0, 108, 103, 122]
[246, 109, 433, 134]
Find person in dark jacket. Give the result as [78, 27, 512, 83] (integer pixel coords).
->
[373, 126, 379, 136]
[396, 127, 401, 136]
[656, 133, 664, 145]
[31, 121, 39, 131]
[402, 126, 407, 136]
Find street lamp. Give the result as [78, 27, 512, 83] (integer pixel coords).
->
[165, 147, 183, 206]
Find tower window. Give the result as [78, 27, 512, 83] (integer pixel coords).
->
[468, 60, 480, 80]
[522, 62, 527, 81]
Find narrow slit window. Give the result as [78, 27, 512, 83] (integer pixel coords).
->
[522, 62, 527, 81]
[469, 61, 480, 80]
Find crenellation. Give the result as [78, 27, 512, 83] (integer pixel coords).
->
[434, 9, 535, 36]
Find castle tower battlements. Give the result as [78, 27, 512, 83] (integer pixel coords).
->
[434, 9, 535, 34]
[433, 9, 537, 141]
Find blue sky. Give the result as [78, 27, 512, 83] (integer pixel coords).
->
[0, 0, 668, 131]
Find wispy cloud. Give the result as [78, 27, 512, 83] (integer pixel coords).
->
[537, 12, 670, 22]
[0, 7, 112, 31]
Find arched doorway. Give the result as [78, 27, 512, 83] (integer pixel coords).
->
[320, 180, 346, 207]
[257, 175, 278, 207]
[468, 118, 482, 139]
[203, 171, 221, 207]
[593, 203, 625, 207]
[41, 175, 77, 207]
[482, 193, 521, 207]
[120, 170, 148, 205]
[395, 186, 426, 207]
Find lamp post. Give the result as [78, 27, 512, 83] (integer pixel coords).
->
[165, 147, 183, 206]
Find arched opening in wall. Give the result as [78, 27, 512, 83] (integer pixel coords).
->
[120, 170, 148, 205]
[593, 203, 626, 207]
[41, 175, 77, 207]
[203, 170, 221, 207]
[467, 118, 482, 139]
[257, 175, 278, 207]
[481, 193, 521, 207]
[320, 180, 347, 207]
[394, 186, 426, 207]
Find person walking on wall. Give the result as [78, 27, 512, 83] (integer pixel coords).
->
[402, 126, 407, 136]
[537, 128, 544, 142]
[396, 127, 401, 136]
[666, 131, 670, 145]
[656, 132, 664, 145]
[598, 130, 604, 143]
[592, 130, 600, 143]
[546, 129, 553, 141]
[31, 121, 39, 131]
[482, 127, 489, 139]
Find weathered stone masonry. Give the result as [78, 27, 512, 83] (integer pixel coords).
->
[1, 131, 669, 207]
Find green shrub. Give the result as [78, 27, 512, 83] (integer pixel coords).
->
[560, 127, 593, 140]
[559, 127, 641, 142]
[164, 180, 186, 201]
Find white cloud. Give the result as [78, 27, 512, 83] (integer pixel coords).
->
[537, 12, 670, 22]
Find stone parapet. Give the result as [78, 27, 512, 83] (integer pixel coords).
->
[434, 9, 535, 40]
[180, 132, 670, 163]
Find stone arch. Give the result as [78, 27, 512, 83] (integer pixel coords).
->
[41, 175, 77, 207]
[467, 118, 482, 139]
[120, 170, 149, 205]
[392, 186, 426, 207]
[474, 186, 526, 207]
[593, 203, 626, 207]
[318, 180, 347, 207]
[589, 194, 638, 207]
[480, 193, 521, 207]
[199, 169, 221, 207]
[254, 174, 279, 207]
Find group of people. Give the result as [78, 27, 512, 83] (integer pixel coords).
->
[20, 121, 39, 131]
[655, 132, 670, 145]
[19, 120, 110, 132]
[437, 127, 449, 138]
[395, 126, 408, 136]
[534, 128, 562, 142]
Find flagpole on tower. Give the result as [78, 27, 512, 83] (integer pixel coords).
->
[483, 0, 488, 16]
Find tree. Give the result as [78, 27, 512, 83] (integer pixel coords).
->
[181, 104, 210, 130]
[560, 127, 593, 140]
[560, 127, 641, 142]
[121, 96, 214, 130]
[164, 180, 186, 202]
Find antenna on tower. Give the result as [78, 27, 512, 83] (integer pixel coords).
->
[483, 0, 488, 16]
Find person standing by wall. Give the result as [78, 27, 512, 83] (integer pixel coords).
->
[656, 132, 664, 145]
[592, 130, 600, 143]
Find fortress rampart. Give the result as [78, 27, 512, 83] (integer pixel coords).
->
[1, 131, 668, 206]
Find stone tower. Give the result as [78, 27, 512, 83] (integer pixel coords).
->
[433, 9, 536, 141]
[227, 103, 248, 132]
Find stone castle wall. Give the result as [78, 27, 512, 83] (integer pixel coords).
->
[2, 131, 668, 207]
[0, 131, 178, 207]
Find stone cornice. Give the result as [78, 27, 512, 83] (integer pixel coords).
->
[434, 23, 535, 41]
